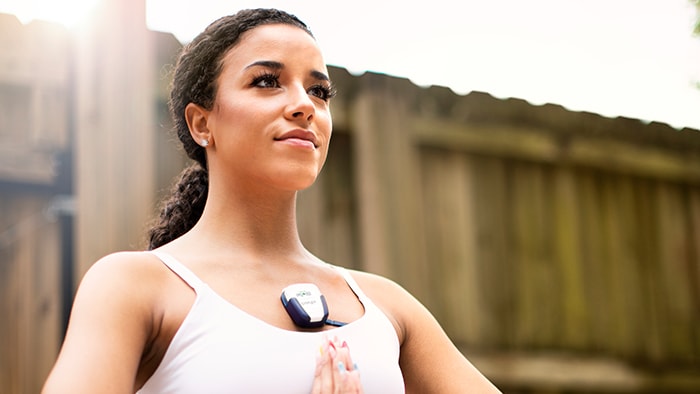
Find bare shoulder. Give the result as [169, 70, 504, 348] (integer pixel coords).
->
[85, 250, 163, 276]
[70, 250, 174, 333]
[76, 251, 168, 306]
[344, 269, 412, 301]
[74, 250, 183, 326]
[43, 251, 171, 393]
[345, 269, 501, 393]
[344, 269, 423, 344]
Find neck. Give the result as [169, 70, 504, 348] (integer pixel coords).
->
[183, 175, 309, 263]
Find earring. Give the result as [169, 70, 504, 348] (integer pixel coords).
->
[200, 139, 209, 147]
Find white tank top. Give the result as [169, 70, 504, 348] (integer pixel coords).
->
[138, 251, 405, 393]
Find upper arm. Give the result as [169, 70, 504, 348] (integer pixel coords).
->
[398, 291, 500, 393]
[43, 252, 158, 394]
[353, 272, 500, 393]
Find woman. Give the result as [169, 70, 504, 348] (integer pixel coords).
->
[43, 8, 500, 393]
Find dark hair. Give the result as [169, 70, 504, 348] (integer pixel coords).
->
[147, 9, 313, 250]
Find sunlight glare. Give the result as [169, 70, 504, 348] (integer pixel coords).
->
[2, 0, 101, 27]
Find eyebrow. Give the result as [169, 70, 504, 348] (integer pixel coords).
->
[244, 60, 331, 82]
[245, 60, 284, 71]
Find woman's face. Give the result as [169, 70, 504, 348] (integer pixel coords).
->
[203, 23, 334, 192]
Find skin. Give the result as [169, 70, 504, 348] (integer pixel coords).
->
[43, 24, 500, 393]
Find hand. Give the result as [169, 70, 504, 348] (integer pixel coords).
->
[311, 336, 363, 394]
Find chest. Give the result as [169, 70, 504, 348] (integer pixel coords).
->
[139, 288, 405, 393]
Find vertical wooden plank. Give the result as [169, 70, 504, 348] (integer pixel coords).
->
[0, 195, 61, 393]
[352, 77, 431, 307]
[600, 174, 643, 357]
[322, 133, 358, 269]
[655, 180, 696, 361]
[471, 155, 515, 348]
[32, 208, 61, 392]
[687, 186, 700, 356]
[577, 170, 609, 350]
[418, 148, 449, 320]
[0, 196, 22, 394]
[74, 0, 155, 278]
[597, 173, 621, 353]
[511, 162, 535, 347]
[419, 146, 482, 341]
[0, 199, 8, 393]
[440, 151, 481, 344]
[626, 178, 655, 359]
[635, 178, 664, 362]
[552, 166, 588, 349]
[511, 161, 556, 347]
[537, 164, 559, 347]
[16, 198, 35, 393]
[418, 147, 481, 344]
[399, 136, 431, 306]
[630, 178, 661, 359]
[350, 88, 391, 278]
[599, 174, 623, 355]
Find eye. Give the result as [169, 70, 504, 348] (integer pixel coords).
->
[308, 84, 337, 102]
[251, 72, 281, 88]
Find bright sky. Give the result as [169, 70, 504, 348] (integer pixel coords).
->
[2, 0, 699, 130]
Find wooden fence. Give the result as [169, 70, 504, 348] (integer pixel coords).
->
[2, 7, 700, 393]
[0, 14, 71, 394]
[310, 69, 700, 392]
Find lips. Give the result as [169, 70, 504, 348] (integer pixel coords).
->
[274, 129, 319, 148]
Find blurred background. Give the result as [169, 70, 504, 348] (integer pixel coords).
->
[0, 0, 699, 393]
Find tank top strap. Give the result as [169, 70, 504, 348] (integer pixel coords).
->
[150, 251, 205, 291]
[333, 266, 369, 302]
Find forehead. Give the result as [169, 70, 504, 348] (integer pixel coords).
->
[221, 24, 327, 73]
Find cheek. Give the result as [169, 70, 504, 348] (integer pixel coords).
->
[318, 108, 333, 137]
[211, 101, 262, 141]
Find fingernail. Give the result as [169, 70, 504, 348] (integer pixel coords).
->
[341, 340, 348, 348]
[338, 362, 345, 373]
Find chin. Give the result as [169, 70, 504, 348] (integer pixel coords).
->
[273, 163, 323, 189]
[288, 177, 320, 192]
[273, 172, 320, 192]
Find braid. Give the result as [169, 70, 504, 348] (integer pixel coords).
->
[147, 165, 208, 249]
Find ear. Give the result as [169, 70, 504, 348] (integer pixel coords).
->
[185, 102, 213, 147]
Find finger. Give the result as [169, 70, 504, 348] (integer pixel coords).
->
[338, 341, 354, 372]
[346, 370, 363, 394]
[311, 339, 334, 394]
[311, 353, 323, 394]
[333, 360, 345, 394]
[334, 360, 363, 394]
[335, 341, 363, 394]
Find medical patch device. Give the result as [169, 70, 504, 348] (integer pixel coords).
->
[280, 283, 347, 328]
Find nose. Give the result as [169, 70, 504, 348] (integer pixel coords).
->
[285, 84, 314, 123]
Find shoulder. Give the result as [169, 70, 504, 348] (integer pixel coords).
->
[43, 251, 172, 392]
[74, 251, 175, 325]
[83, 250, 160, 276]
[344, 269, 408, 300]
[343, 269, 423, 344]
[79, 251, 166, 297]
[344, 269, 502, 393]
